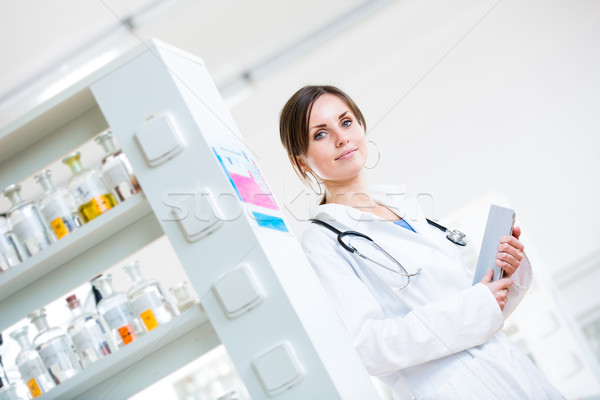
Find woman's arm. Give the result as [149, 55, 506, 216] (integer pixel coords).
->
[302, 228, 505, 376]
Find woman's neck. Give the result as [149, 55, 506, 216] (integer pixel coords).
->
[322, 174, 400, 221]
[323, 174, 376, 209]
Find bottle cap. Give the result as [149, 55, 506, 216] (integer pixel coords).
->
[2, 184, 21, 198]
[62, 152, 81, 164]
[27, 308, 47, 321]
[66, 294, 81, 309]
[94, 130, 113, 142]
[8, 326, 29, 341]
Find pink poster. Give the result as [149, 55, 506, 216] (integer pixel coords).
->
[213, 147, 279, 210]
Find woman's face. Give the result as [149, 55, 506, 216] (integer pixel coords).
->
[299, 94, 367, 183]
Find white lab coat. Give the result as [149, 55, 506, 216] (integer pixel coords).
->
[301, 186, 563, 399]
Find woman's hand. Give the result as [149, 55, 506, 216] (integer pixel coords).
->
[480, 269, 513, 311]
[495, 226, 524, 277]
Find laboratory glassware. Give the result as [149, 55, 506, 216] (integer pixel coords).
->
[9, 326, 56, 398]
[123, 260, 177, 332]
[34, 170, 82, 240]
[95, 130, 141, 202]
[91, 274, 143, 347]
[2, 184, 53, 258]
[28, 308, 82, 384]
[62, 152, 117, 223]
[65, 294, 115, 368]
[0, 384, 25, 400]
[0, 216, 22, 272]
[169, 281, 197, 313]
[0, 334, 7, 390]
[218, 390, 241, 400]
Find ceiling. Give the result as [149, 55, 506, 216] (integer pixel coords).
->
[0, 0, 390, 128]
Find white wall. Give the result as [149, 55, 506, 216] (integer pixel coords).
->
[227, 0, 600, 276]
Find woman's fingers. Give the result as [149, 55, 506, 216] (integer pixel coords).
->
[479, 268, 494, 284]
[512, 226, 521, 240]
[485, 278, 512, 311]
[497, 232, 524, 275]
[495, 252, 520, 275]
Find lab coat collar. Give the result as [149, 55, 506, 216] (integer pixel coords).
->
[312, 184, 454, 256]
[311, 184, 411, 230]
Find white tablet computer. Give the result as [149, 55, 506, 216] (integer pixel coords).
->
[472, 204, 516, 285]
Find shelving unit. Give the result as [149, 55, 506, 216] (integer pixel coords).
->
[0, 39, 380, 399]
[0, 195, 155, 330]
[39, 306, 216, 400]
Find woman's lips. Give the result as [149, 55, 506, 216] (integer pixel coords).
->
[335, 148, 357, 160]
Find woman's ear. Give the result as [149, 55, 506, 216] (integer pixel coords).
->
[292, 155, 309, 173]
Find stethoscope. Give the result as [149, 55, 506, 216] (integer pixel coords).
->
[309, 218, 467, 291]
[423, 218, 467, 246]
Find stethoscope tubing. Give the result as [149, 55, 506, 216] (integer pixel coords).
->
[309, 216, 465, 291]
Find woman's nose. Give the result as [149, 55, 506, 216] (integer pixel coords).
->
[337, 135, 350, 147]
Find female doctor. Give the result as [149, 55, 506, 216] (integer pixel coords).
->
[279, 85, 563, 399]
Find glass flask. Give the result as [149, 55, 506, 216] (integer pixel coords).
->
[9, 326, 56, 398]
[62, 152, 117, 223]
[65, 294, 116, 368]
[28, 308, 82, 384]
[95, 130, 141, 202]
[0, 216, 23, 272]
[123, 261, 177, 332]
[91, 274, 144, 347]
[2, 184, 53, 258]
[33, 170, 82, 240]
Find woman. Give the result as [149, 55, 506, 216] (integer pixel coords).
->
[279, 85, 562, 399]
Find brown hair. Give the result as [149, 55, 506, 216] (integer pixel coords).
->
[279, 85, 366, 204]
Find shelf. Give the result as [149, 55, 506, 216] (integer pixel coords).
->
[38, 305, 219, 400]
[0, 194, 163, 331]
[0, 194, 150, 301]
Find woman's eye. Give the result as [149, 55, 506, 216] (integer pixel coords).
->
[314, 131, 325, 140]
[341, 119, 352, 127]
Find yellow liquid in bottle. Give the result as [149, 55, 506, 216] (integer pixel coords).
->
[79, 193, 117, 223]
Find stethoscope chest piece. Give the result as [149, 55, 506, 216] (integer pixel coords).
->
[446, 230, 466, 246]
[426, 218, 467, 246]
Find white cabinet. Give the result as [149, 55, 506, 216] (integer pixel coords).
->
[0, 39, 378, 399]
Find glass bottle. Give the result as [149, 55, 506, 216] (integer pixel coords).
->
[33, 170, 82, 240]
[2, 184, 53, 258]
[91, 274, 144, 347]
[95, 130, 141, 202]
[62, 152, 117, 223]
[0, 384, 26, 400]
[123, 261, 177, 332]
[28, 308, 82, 384]
[65, 294, 116, 368]
[9, 326, 56, 398]
[217, 390, 240, 400]
[0, 334, 7, 390]
[0, 216, 23, 272]
[169, 281, 198, 313]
